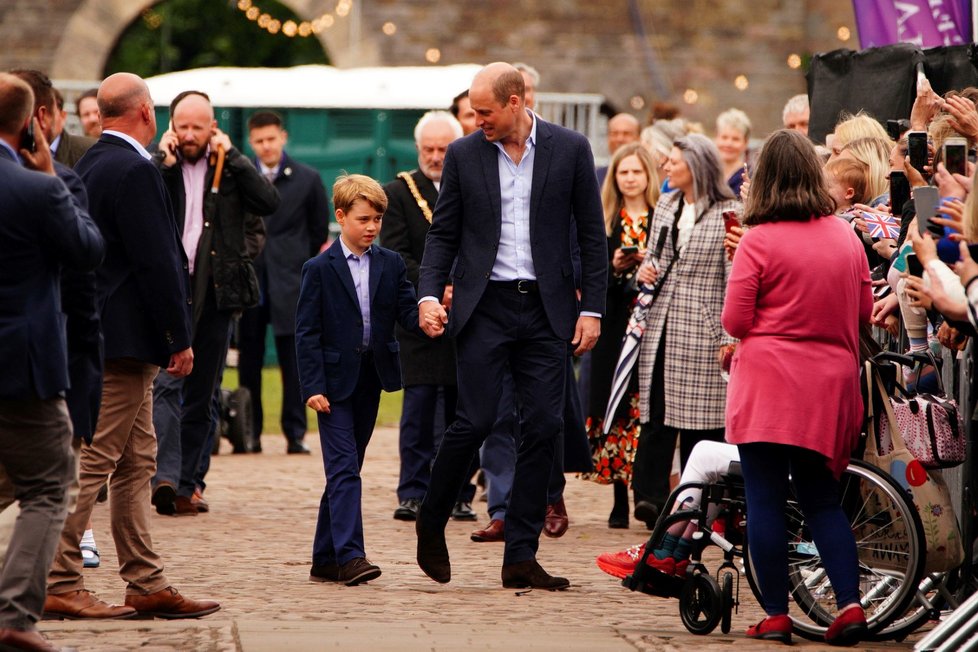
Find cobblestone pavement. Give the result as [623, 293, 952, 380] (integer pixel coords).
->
[32, 427, 928, 651]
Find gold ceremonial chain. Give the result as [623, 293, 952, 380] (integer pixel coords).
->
[398, 172, 432, 223]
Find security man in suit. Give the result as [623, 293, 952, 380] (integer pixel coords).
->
[416, 63, 607, 590]
[0, 72, 104, 652]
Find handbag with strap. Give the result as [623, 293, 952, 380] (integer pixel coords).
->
[875, 351, 965, 469]
[863, 362, 964, 574]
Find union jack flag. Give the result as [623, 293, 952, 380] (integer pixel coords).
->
[862, 211, 900, 240]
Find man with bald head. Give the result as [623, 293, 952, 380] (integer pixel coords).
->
[46, 72, 220, 621]
[596, 112, 641, 187]
[415, 63, 607, 589]
[151, 91, 278, 516]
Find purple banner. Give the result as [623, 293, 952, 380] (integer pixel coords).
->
[854, 0, 972, 48]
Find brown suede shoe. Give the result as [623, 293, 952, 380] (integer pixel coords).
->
[543, 498, 569, 538]
[173, 496, 198, 516]
[0, 627, 66, 652]
[470, 519, 505, 542]
[191, 489, 209, 513]
[43, 590, 137, 620]
[125, 586, 220, 619]
[501, 559, 570, 590]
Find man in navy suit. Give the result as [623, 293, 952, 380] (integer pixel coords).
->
[45, 73, 220, 621]
[296, 174, 421, 586]
[416, 63, 607, 589]
[0, 72, 104, 651]
[239, 110, 328, 453]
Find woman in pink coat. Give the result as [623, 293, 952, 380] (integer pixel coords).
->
[722, 130, 872, 646]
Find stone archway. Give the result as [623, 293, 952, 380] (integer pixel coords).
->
[49, 0, 370, 81]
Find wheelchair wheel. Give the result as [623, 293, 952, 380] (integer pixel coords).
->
[679, 572, 723, 635]
[720, 571, 734, 634]
[744, 459, 925, 641]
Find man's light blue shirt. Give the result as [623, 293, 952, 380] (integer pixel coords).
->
[340, 237, 372, 347]
[490, 110, 537, 281]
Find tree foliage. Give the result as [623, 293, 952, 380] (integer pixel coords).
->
[104, 0, 329, 78]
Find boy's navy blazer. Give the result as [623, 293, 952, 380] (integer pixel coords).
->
[295, 239, 420, 403]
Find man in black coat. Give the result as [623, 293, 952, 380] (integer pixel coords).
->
[151, 91, 279, 515]
[238, 111, 328, 454]
[382, 111, 480, 522]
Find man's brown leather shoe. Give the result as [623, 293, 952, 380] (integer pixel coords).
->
[416, 520, 451, 583]
[172, 496, 198, 516]
[543, 497, 569, 538]
[501, 559, 570, 590]
[125, 586, 220, 619]
[470, 519, 504, 542]
[0, 627, 64, 652]
[191, 489, 209, 513]
[43, 590, 136, 620]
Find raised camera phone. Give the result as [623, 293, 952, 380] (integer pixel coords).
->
[914, 185, 944, 238]
[907, 131, 928, 171]
[19, 119, 35, 153]
[620, 245, 639, 255]
[722, 210, 740, 234]
[889, 170, 910, 214]
[943, 137, 967, 176]
[905, 252, 924, 277]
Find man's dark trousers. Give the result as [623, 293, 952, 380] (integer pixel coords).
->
[420, 283, 565, 565]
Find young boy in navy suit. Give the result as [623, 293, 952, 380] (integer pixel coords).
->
[296, 174, 422, 585]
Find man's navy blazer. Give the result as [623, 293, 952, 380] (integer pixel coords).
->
[295, 239, 420, 404]
[418, 117, 608, 341]
[0, 149, 104, 400]
[76, 134, 192, 368]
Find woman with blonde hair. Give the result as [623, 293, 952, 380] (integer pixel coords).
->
[715, 108, 751, 196]
[829, 112, 890, 157]
[582, 142, 660, 528]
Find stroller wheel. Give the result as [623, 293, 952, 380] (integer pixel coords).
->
[679, 572, 722, 635]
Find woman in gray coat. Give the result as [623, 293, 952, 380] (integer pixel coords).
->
[630, 133, 739, 527]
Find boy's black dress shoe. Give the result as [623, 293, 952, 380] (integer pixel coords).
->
[501, 559, 569, 590]
[287, 441, 311, 454]
[416, 520, 451, 583]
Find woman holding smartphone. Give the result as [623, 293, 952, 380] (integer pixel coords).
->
[629, 134, 738, 529]
[722, 129, 872, 645]
[581, 143, 659, 529]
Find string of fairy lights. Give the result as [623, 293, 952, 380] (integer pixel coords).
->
[235, 0, 353, 37]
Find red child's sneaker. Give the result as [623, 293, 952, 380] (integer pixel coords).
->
[746, 614, 792, 644]
[595, 544, 644, 579]
[824, 606, 867, 647]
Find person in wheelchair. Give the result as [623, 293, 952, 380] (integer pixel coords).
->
[596, 440, 741, 580]
[722, 129, 873, 646]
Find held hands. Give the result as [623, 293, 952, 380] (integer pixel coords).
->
[306, 394, 331, 413]
[441, 285, 454, 311]
[166, 347, 194, 378]
[419, 300, 447, 338]
[571, 315, 600, 356]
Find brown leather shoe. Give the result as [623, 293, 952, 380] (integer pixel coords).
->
[191, 489, 209, 513]
[543, 497, 569, 538]
[470, 519, 505, 542]
[172, 496, 198, 516]
[501, 559, 570, 590]
[125, 586, 220, 619]
[0, 628, 64, 652]
[43, 590, 137, 620]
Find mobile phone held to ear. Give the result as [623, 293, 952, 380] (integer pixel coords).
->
[907, 131, 928, 172]
[722, 210, 740, 234]
[889, 170, 910, 215]
[914, 185, 944, 238]
[19, 119, 35, 154]
[943, 137, 968, 176]
[905, 252, 924, 277]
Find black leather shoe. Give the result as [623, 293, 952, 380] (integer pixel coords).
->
[287, 441, 311, 455]
[152, 483, 176, 516]
[336, 558, 381, 586]
[309, 563, 340, 582]
[633, 501, 660, 528]
[394, 498, 420, 521]
[416, 520, 451, 583]
[501, 559, 570, 590]
[450, 501, 477, 521]
[608, 514, 629, 529]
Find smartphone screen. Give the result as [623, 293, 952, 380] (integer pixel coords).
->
[722, 210, 739, 234]
[620, 245, 638, 254]
[905, 253, 924, 277]
[20, 120, 35, 153]
[908, 131, 928, 171]
[944, 139, 967, 176]
[914, 186, 943, 237]
[889, 171, 910, 214]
